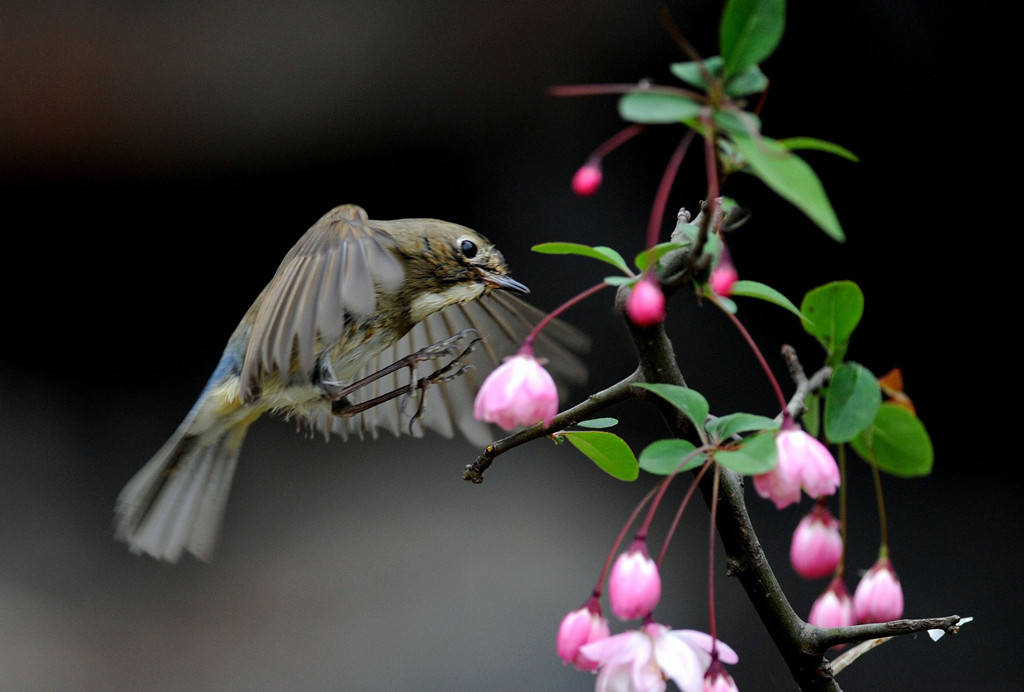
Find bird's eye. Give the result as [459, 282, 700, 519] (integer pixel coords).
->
[459, 238, 478, 258]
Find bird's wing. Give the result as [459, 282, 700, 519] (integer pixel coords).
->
[240, 205, 404, 403]
[319, 291, 590, 445]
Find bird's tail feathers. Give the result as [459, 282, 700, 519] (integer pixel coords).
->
[115, 420, 249, 562]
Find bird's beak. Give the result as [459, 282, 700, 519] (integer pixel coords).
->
[479, 269, 530, 294]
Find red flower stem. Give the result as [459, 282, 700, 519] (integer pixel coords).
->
[835, 451, 847, 579]
[703, 116, 720, 207]
[549, 83, 705, 101]
[644, 130, 696, 264]
[590, 123, 645, 161]
[711, 295, 788, 415]
[708, 464, 721, 644]
[869, 451, 890, 552]
[592, 482, 663, 597]
[524, 281, 609, 350]
[655, 454, 713, 566]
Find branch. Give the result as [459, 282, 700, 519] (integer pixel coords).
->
[826, 615, 967, 675]
[781, 344, 832, 421]
[809, 615, 964, 654]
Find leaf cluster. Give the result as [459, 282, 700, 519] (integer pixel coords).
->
[547, 279, 933, 482]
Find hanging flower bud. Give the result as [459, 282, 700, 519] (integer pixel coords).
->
[853, 555, 904, 623]
[473, 346, 558, 431]
[571, 161, 603, 196]
[808, 577, 856, 628]
[626, 276, 666, 328]
[790, 503, 843, 579]
[556, 598, 610, 670]
[704, 658, 741, 692]
[608, 540, 662, 620]
[709, 263, 738, 297]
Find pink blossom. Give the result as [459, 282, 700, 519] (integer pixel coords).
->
[473, 348, 558, 431]
[853, 556, 904, 623]
[579, 623, 737, 692]
[754, 425, 840, 509]
[557, 600, 610, 671]
[808, 577, 856, 628]
[790, 503, 843, 579]
[572, 162, 603, 196]
[608, 542, 662, 621]
[626, 277, 666, 328]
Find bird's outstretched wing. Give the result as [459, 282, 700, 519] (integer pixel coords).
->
[319, 291, 590, 445]
[240, 204, 404, 403]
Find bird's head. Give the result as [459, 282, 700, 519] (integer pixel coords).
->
[374, 217, 529, 323]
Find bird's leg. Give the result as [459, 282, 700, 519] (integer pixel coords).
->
[328, 329, 482, 419]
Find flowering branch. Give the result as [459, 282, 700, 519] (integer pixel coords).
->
[463, 369, 641, 483]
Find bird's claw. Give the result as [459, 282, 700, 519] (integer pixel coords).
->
[401, 334, 482, 427]
[329, 329, 483, 422]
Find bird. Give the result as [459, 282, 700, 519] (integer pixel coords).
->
[115, 203, 587, 563]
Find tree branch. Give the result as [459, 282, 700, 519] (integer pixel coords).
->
[781, 343, 832, 421]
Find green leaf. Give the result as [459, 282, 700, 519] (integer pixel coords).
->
[729, 280, 804, 319]
[532, 242, 631, 274]
[824, 362, 881, 443]
[707, 413, 779, 443]
[712, 109, 761, 138]
[719, 0, 786, 79]
[715, 296, 738, 314]
[801, 281, 864, 364]
[725, 64, 769, 96]
[639, 439, 702, 475]
[635, 242, 688, 272]
[729, 132, 845, 241]
[714, 430, 778, 474]
[634, 383, 710, 433]
[577, 418, 618, 429]
[559, 431, 639, 481]
[778, 137, 859, 162]
[604, 275, 636, 287]
[670, 56, 725, 89]
[850, 404, 934, 477]
[618, 91, 703, 124]
[803, 391, 821, 438]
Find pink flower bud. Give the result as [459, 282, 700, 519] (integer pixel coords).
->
[709, 262, 738, 297]
[808, 577, 856, 628]
[473, 348, 558, 431]
[556, 600, 610, 670]
[608, 541, 662, 620]
[790, 504, 843, 579]
[704, 659, 740, 692]
[571, 162, 603, 196]
[626, 277, 666, 328]
[853, 556, 904, 623]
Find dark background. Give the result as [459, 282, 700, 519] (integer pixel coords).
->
[2, 1, 1014, 690]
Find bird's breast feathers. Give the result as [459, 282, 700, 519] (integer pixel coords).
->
[408, 282, 489, 324]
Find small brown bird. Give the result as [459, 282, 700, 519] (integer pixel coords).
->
[115, 204, 587, 562]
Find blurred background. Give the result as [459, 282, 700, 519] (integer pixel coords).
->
[2, 0, 1013, 690]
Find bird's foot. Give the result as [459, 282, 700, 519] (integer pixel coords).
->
[329, 329, 482, 419]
